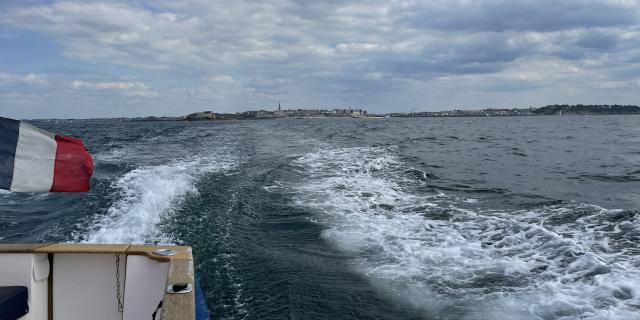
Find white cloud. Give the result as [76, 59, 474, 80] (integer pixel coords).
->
[336, 42, 384, 53]
[204, 75, 235, 84]
[365, 72, 385, 80]
[0, 72, 48, 85]
[71, 80, 157, 97]
[23, 73, 48, 84]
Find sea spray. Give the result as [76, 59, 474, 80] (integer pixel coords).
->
[292, 145, 640, 319]
[78, 151, 237, 243]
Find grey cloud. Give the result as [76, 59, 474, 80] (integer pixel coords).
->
[575, 30, 619, 49]
[473, 78, 548, 92]
[1, 0, 640, 118]
[624, 50, 640, 63]
[363, 32, 532, 81]
[397, 0, 639, 32]
[246, 78, 289, 96]
[2, 1, 630, 74]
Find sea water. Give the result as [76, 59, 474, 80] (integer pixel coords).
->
[1, 116, 639, 319]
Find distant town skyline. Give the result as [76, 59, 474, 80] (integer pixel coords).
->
[2, 1, 640, 119]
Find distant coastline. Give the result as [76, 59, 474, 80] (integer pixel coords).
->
[185, 104, 640, 121]
[27, 104, 640, 122]
[388, 104, 640, 118]
[185, 108, 379, 121]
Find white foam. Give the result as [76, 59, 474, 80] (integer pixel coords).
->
[0, 189, 50, 203]
[263, 180, 284, 193]
[78, 151, 237, 244]
[94, 148, 126, 162]
[292, 146, 640, 319]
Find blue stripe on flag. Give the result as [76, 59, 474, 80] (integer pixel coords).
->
[0, 117, 20, 190]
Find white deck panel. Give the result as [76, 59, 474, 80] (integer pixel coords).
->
[123, 255, 169, 320]
[0, 253, 49, 320]
[53, 253, 126, 320]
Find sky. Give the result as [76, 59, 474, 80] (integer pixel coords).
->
[1, 0, 639, 118]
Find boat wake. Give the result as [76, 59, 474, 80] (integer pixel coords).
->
[76, 149, 238, 244]
[292, 145, 640, 320]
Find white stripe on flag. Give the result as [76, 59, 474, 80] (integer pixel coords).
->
[10, 122, 57, 192]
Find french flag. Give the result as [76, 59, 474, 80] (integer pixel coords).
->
[0, 117, 94, 192]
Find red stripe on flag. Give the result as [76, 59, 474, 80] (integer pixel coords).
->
[50, 135, 94, 192]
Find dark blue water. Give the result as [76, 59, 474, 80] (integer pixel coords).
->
[1, 116, 639, 319]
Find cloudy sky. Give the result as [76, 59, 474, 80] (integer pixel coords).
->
[1, 0, 639, 118]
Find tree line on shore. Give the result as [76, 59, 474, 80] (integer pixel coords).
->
[532, 104, 640, 115]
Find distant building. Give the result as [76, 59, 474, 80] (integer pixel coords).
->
[186, 106, 375, 120]
[186, 111, 216, 121]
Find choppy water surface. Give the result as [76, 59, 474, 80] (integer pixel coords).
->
[1, 116, 640, 319]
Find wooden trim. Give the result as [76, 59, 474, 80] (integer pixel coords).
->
[127, 245, 192, 262]
[34, 243, 131, 254]
[0, 243, 50, 252]
[1, 244, 192, 262]
[160, 259, 196, 320]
